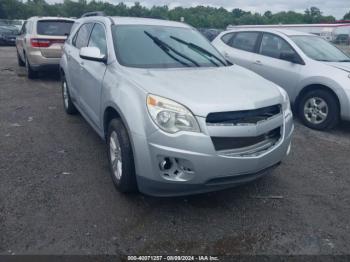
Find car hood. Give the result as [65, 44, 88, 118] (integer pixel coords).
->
[125, 65, 283, 117]
[326, 62, 350, 73]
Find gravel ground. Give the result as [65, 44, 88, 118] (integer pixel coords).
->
[1, 46, 350, 256]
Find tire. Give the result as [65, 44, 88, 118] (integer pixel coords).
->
[298, 89, 339, 130]
[25, 55, 38, 79]
[17, 50, 25, 67]
[107, 118, 137, 193]
[61, 75, 78, 115]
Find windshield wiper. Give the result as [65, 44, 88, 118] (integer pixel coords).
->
[317, 59, 333, 62]
[337, 59, 350, 62]
[170, 35, 227, 67]
[144, 31, 200, 67]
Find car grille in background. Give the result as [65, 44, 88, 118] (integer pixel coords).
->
[211, 127, 281, 152]
[206, 104, 281, 125]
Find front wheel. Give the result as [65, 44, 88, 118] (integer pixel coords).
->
[298, 89, 339, 130]
[107, 119, 137, 193]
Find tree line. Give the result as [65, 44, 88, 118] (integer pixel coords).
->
[1, 0, 349, 29]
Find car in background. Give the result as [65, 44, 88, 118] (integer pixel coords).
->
[212, 29, 350, 130]
[0, 25, 19, 46]
[197, 28, 222, 41]
[0, 19, 25, 31]
[60, 14, 293, 196]
[16, 17, 75, 78]
[333, 34, 350, 46]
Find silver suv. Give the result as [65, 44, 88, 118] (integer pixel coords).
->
[212, 28, 350, 130]
[60, 14, 294, 196]
[16, 17, 74, 78]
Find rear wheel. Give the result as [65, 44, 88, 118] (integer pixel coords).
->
[61, 75, 78, 115]
[298, 89, 339, 130]
[17, 50, 25, 67]
[25, 55, 38, 79]
[107, 118, 137, 193]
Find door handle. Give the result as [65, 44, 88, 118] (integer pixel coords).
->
[254, 60, 262, 65]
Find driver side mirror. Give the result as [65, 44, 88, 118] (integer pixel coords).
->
[79, 47, 107, 63]
[280, 51, 303, 65]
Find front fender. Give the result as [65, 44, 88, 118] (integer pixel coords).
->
[296, 76, 350, 120]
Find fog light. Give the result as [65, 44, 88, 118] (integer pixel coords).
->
[159, 157, 172, 170]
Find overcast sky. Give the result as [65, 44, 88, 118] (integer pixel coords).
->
[47, 0, 350, 19]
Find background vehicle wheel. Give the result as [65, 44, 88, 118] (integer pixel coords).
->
[17, 50, 25, 67]
[25, 56, 38, 79]
[107, 119, 137, 193]
[61, 75, 78, 115]
[298, 89, 339, 130]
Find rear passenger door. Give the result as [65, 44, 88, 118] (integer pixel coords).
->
[222, 31, 261, 68]
[66, 23, 93, 100]
[78, 23, 108, 127]
[250, 33, 303, 96]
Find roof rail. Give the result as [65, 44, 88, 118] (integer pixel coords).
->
[81, 11, 105, 18]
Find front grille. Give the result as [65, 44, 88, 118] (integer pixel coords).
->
[206, 104, 281, 125]
[211, 127, 281, 155]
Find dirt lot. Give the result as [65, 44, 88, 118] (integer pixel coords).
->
[1, 46, 350, 256]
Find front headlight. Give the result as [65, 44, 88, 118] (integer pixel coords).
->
[146, 94, 200, 133]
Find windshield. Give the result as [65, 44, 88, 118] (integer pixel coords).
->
[0, 26, 19, 34]
[291, 35, 350, 62]
[112, 25, 227, 68]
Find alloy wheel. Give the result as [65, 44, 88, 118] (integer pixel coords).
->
[303, 97, 328, 125]
[109, 131, 123, 180]
[62, 80, 69, 109]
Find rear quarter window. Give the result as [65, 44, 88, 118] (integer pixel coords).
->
[37, 20, 74, 36]
[221, 32, 235, 44]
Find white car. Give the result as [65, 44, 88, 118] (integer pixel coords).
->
[212, 28, 350, 130]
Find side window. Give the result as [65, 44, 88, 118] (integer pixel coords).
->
[231, 32, 260, 52]
[221, 32, 235, 45]
[88, 23, 107, 56]
[73, 23, 93, 49]
[69, 22, 80, 42]
[259, 33, 297, 60]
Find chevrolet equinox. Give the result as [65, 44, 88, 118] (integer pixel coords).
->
[60, 14, 294, 196]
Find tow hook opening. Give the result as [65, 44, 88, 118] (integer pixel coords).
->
[157, 156, 195, 181]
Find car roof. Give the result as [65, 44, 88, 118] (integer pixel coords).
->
[28, 17, 75, 22]
[225, 28, 313, 37]
[111, 16, 190, 28]
[78, 16, 190, 28]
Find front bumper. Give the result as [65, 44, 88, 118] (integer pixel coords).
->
[133, 113, 294, 197]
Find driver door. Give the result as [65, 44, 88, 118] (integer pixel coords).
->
[250, 33, 303, 96]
